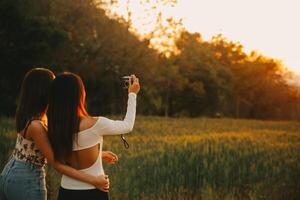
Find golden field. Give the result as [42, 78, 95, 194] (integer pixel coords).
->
[1, 117, 300, 200]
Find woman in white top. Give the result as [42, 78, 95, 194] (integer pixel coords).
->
[47, 72, 140, 200]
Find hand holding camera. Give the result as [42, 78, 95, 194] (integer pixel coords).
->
[122, 74, 140, 94]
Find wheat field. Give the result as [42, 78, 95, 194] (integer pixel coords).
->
[1, 117, 300, 200]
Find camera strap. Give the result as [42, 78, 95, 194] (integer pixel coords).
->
[113, 72, 131, 149]
[121, 134, 129, 149]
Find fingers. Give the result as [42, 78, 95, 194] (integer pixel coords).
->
[134, 78, 139, 84]
[100, 186, 109, 193]
[102, 189, 109, 193]
[100, 174, 109, 184]
[109, 152, 119, 161]
[95, 175, 110, 192]
[110, 156, 118, 162]
[102, 177, 110, 192]
[128, 74, 140, 94]
[114, 155, 119, 161]
[131, 74, 139, 85]
[107, 151, 118, 158]
[100, 189, 109, 193]
[103, 182, 109, 188]
[130, 74, 139, 84]
[130, 74, 136, 80]
[107, 152, 118, 163]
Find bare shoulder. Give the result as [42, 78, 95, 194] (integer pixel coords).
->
[79, 116, 99, 132]
[25, 120, 47, 139]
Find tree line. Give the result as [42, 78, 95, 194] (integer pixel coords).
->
[0, 0, 299, 119]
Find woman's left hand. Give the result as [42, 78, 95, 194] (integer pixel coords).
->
[92, 174, 110, 192]
[102, 151, 119, 164]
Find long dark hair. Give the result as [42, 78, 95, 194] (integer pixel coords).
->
[16, 68, 55, 132]
[47, 72, 88, 160]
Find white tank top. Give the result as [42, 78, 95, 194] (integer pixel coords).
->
[61, 93, 137, 190]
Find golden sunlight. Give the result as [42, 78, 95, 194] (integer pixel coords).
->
[109, 0, 300, 74]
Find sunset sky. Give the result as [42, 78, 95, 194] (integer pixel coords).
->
[110, 0, 300, 74]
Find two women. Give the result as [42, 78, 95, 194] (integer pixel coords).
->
[0, 68, 139, 200]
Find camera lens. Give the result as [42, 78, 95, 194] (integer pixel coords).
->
[124, 80, 130, 88]
[122, 76, 131, 89]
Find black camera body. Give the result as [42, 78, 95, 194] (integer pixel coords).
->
[122, 76, 133, 89]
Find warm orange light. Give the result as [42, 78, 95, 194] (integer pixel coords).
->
[107, 0, 300, 75]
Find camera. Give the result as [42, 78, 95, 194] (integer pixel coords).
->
[122, 76, 133, 89]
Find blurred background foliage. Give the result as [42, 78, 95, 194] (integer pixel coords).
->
[0, 0, 299, 119]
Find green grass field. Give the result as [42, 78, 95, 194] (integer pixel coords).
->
[1, 117, 300, 200]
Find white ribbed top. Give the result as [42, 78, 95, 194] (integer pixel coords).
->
[61, 93, 137, 189]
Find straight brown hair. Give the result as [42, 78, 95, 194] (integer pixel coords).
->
[47, 72, 88, 161]
[16, 68, 55, 132]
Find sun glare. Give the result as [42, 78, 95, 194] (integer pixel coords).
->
[109, 0, 300, 74]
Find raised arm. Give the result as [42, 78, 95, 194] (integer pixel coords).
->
[27, 121, 109, 192]
[95, 92, 136, 135]
[94, 75, 140, 136]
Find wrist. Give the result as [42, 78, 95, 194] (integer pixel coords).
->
[128, 90, 136, 94]
[89, 176, 98, 186]
[128, 92, 137, 97]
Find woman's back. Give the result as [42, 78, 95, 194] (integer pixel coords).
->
[67, 117, 100, 170]
[47, 73, 140, 199]
[13, 120, 47, 167]
[61, 92, 137, 190]
[0, 68, 55, 200]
